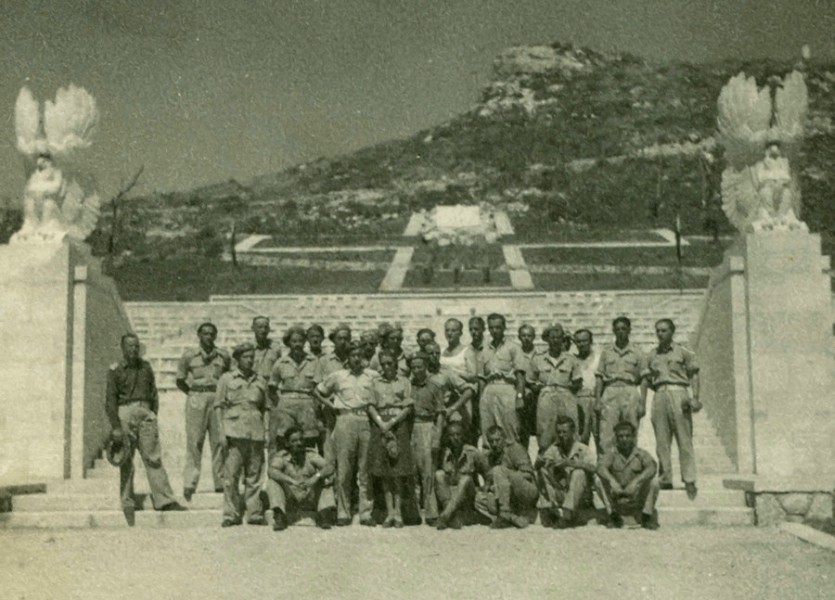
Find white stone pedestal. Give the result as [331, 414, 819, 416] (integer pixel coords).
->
[693, 232, 835, 482]
[0, 240, 132, 484]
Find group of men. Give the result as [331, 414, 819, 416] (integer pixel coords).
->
[105, 311, 700, 530]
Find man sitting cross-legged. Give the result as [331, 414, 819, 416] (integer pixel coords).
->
[434, 422, 480, 530]
[266, 426, 337, 531]
[474, 425, 539, 529]
[535, 415, 599, 528]
[597, 420, 661, 530]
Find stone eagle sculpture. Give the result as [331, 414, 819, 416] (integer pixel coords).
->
[717, 71, 808, 233]
[11, 84, 100, 243]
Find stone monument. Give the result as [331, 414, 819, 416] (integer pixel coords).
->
[693, 69, 835, 523]
[0, 86, 132, 484]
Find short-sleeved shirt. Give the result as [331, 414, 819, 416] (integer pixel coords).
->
[369, 349, 410, 377]
[599, 446, 657, 488]
[463, 344, 485, 380]
[429, 367, 472, 406]
[269, 448, 334, 481]
[477, 441, 535, 483]
[481, 339, 526, 382]
[253, 340, 282, 380]
[595, 343, 647, 386]
[214, 369, 268, 440]
[107, 359, 159, 412]
[531, 352, 583, 390]
[318, 352, 348, 379]
[269, 353, 319, 397]
[646, 343, 699, 387]
[316, 368, 378, 411]
[518, 348, 540, 386]
[409, 377, 445, 420]
[370, 375, 414, 416]
[440, 444, 481, 479]
[573, 350, 601, 396]
[540, 441, 596, 482]
[177, 347, 230, 389]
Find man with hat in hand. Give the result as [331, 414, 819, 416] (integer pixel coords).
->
[214, 343, 269, 527]
[106, 333, 186, 526]
[177, 322, 230, 501]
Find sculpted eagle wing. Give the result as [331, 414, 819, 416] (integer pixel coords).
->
[15, 87, 43, 157]
[60, 174, 101, 241]
[44, 84, 98, 157]
[773, 71, 808, 162]
[716, 73, 771, 170]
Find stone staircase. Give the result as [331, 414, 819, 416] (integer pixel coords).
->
[0, 290, 755, 528]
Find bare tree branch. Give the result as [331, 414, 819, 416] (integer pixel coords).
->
[109, 165, 144, 257]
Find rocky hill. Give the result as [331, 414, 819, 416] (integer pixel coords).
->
[21, 42, 835, 262]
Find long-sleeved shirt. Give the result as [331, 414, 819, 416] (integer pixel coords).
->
[214, 369, 268, 440]
[105, 359, 159, 428]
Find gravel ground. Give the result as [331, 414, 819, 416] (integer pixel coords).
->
[1, 526, 832, 600]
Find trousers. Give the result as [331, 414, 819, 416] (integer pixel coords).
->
[597, 385, 642, 455]
[537, 468, 592, 513]
[536, 387, 579, 450]
[599, 477, 660, 517]
[410, 421, 440, 520]
[651, 388, 697, 485]
[117, 403, 177, 510]
[266, 478, 335, 518]
[475, 466, 539, 521]
[222, 438, 265, 522]
[183, 391, 224, 492]
[332, 414, 372, 521]
[480, 382, 520, 443]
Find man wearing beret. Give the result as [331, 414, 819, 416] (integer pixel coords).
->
[176, 322, 230, 501]
[214, 343, 269, 527]
[106, 333, 186, 525]
[318, 323, 352, 379]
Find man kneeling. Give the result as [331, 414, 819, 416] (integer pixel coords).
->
[535, 415, 598, 528]
[475, 426, 539, 529]
[597, 420, 660, 530]
[435, 422, 480, 530]
[266, 426, 337, 531]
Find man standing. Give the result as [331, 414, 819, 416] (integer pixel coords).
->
[530, 324, 583, 452]
[251, 316, 281, 380]
[177, 322, 230, 501]
[474, 426, 539, 529]
[215, 343, 268, 527]
[535, 416, 597, 528]
[464, 316, 487, 443]
[359, 329, 380, 369]
[573, 329, 600, 447]
[319, 323, 352, 379]
[594, 316, 648, 456]
[266, 426, 336, 531]
[424, 342, 474, 435]
[106, 334, 186, 525]
[315, 342, 378, 526]
[517, 324, 540, 450]
[306, 324, 326, 362]
[478, 313, 527, 444]
[645, 318, 701, 499]
[597, 420, 660, 530]
[373, 322, 410, 377]
[435, 422, 480, 530]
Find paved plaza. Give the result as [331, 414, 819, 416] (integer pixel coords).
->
[1, 526, 832, 599]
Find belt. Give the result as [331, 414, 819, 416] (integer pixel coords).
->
[190, 385, 217, 392]
[337, 407, 368, 417]
[655, 383, 689, 391]
[415, 415, 437, 423]
[376, 406, 403, 418]
[603, 380, 636, 388]
[485, 376, 515, 385]
[120, 399, 153, 409]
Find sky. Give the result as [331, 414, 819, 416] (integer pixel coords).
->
[0, 0, 833, 202]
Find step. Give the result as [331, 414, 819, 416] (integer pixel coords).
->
[13, 492, 225, 512]
[657, 489, 746, 509]
[656, 507, 754, 527]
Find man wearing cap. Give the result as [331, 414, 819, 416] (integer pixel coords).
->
[268, 326, 321, 455]
[215, 343, 269, 527]
[535, 415, 598, 528]
[266, 426, 336, 531]
[359, 329, 380, 370]
[177, 322, 230, 501]
[645, 318, 700, 499]
[106, 333, 186, 525]
[477, 313, 527, 444]
[572, 329, 600, 447]
[319, 323, 352, 379]
[424, 342, 474, 435]
[372, 322, 410, 377]
[517, 324, 540, 449]
[474, 425, 538, 529]
[597, 420, 660, 530]
[314, 341, 379, 526]
[531, 324, 583, 453]
[594, 316, 648, 456]
[251, 316, 281, 380]
[435, 421, 480, 530]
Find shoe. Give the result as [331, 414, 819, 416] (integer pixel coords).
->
[606, 513, 624, 529]
[317, 508, 336, 530]
[449, 514, 464, 530]
[509, 515, 529, 529]
[248, 516, 268, 526]
[215, 488, 224, 494]
[641, 513, 659, 530]
[123, 506, 136, 527]
[425, 518, 437, 527]
[360, 518, 376, 527]
[436, 516, 449, 531]
[221, 519, 242, 528]
[160, 503, 188, 512]
[660, 482, 674, 491]
[272, 511, 287, 531]
[393, 517, 404, 529]
[382, 517, 395, 529]
[685, 482, 698, 500]
[490, 517, 513, 529]
[336, 518, 352, 527]
[183, 488, 195, 502]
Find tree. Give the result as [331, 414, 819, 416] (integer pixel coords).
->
[108, 165, 144, 257]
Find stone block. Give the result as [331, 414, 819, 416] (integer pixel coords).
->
[806, 493, 834, 522]
[754, 493, 785, 526]
[779, 493, 813, 516]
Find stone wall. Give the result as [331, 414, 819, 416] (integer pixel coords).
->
[752, 491, 834, 526]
